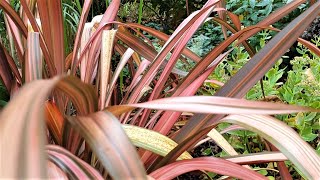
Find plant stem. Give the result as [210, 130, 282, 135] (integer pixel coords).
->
[138, 0, 144, 24]
[105, 0, 109, 7]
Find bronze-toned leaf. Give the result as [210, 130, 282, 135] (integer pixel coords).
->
[47, 145, 103, 179]
[37, 0, 65, 74]
[65, 111, 147, 179]
[221, 115, 320, 179]
[0, 1, 27, 37]
[149, 157, 267, 180]
[25, 32, 42, 82]
[0, 43, 15, 92]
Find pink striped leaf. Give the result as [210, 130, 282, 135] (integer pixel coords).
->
[221, 115, 320, 179]
[149, 157, 267, 180]
[106, 96, 317, 116]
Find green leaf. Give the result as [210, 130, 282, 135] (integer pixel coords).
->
[217, 0, 320, 99]
[257, 0, 271, 7]
[249, 0, 256, 8]
[295, 112, 305, 127]
[258, 169, 268, 176]
[282, 88, 294, 103]
[175, 0, 320, 149]
[202, 148, 212, 156]
[305, 112, 317, 122]
[300, 127, 318, 142]
[267, 176, 275, 180]
[0, 100, 7, 107]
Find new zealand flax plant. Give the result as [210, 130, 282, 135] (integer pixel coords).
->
[0, 0, 320, 179]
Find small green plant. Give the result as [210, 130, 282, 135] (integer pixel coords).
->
[227, 0, 307, 27]
[118, 1, 158, 23]
[200, 32, 320, 178]
[62, 1, 81, 54]
[278, 37, 320, 146]
[247, 36, 320, 147]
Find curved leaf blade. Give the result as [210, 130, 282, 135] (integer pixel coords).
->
[126, 23, 201, 63]
[71, 0, 93, 72]
[174, 1, 320, 144]
[221, 115, 320, 179]
[56, 76, 98, 115]
[56, 76, 98, 154]
[37, 0, 65, 74]
[107, 96, 317, 116]
[20, 0, 56, 76]
[45, 101, 64, 145]
[47, 145, 103, 180]
[65, 111, 147, 179]
[105, 48, 134, 105]
[0, 43, 15, 92]
[0, 77, 60, 178]
[0, 1, 27, 37]
[83, 0, 120, 82]
[47, 161, 68, 179]
[224, 152, 287, 165]
[149, 157, 267, 180]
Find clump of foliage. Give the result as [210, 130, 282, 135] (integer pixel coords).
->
[118, 1, 159, 24]
[62, 1, 81, 54]
[245, 36, 320, 148]
[187, 21, 224, 57]
[0, 10, 7, 44]
[0, 0, 320, 179]
[227, 0, 307, 27]
[278, 38, 320, 148]
[200, 31, 320, 178]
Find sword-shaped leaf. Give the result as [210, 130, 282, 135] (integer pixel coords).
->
[149, 157, 267, 180]
[221, 115, 320, 179]
[65, 111, 147, 179]
[0, 77, 60, 178]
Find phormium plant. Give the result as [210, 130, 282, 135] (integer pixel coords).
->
[0, 0, 320, 179]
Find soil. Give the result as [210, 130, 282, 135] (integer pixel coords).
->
[302, 16, 320, 41]
[175, 140, 223, 180]
[280, 16, 320, 82]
